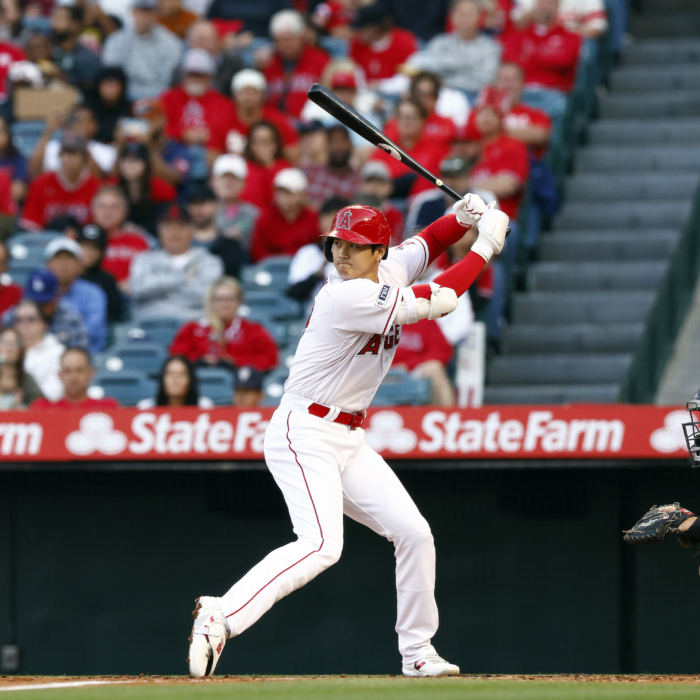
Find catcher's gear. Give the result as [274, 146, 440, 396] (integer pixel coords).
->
[623, 503, 696, 546]
[682, 387, 700, 467]
[322, 205, 391, 262]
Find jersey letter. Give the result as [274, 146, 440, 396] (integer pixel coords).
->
[357, 334, 382, 356]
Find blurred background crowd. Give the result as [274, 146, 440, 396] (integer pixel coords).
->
[0, 0, 624, 410]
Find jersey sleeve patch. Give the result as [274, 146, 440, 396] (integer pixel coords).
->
[375, 284, 392, 308]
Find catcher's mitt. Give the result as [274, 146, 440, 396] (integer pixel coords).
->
[623, 503, 696, 546]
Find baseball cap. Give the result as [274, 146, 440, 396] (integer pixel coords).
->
[235, 365, 263, 391]
[352, 0, 391, 28]
[60, 132, 87, 153]
[77, 224, 107, 251]
[24, 269, 59, 303]
[133, 0, 156, 9]
[120, 141, 150, 161]
[330, 72, 357, 89]
[44, 236, 83, 260]
[158, 203, 191, 224]
[132, 98, 165, 121]
[440, 156, 474, 178]
[231, 69, 266, 94]
[212, 153, 248, 180]
[181, 48, 216, 76]
[188, 183, 216, 203]
[274, 168, 307, 193]
[361, 160, 391, 182]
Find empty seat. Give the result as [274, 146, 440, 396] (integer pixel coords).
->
[126, 317, 183, 346]
[238, 291, 302, 322]
[7, 232, 61, 265]
[196, 367, 234, 406]
[262, 367, 290, 406]
[90, 371, 157, 407]
[373, 370, 430, 406]
[98, 342, 168, 377]
[242, 256, 293, 293]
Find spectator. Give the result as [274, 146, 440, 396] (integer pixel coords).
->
[0, 325, 44, 405]
[0, 354, 22, 408]
[227, 69, 300, 164]
[0, 115, 28, 203]
[44, 236, 107, 354]
[0, 13, 25, 116]
[85, 67, 131, 145]
[205, 0, 288, 37]
[13, 298, 65, 401]
[303, 125, 362, 210]
[233, 365, 264, 407]
[102, 0, 183, 101]
[187, 183, 243, 279]
[261, 10, 330, 119]
[312, 0, 360, 40]
[297, 120, 328, 168]
[407, 0, 501, 99]
[250, 168, 319, 263]
[160, 48, 236, 158]
[502, 0, 582, 95]
[170, 276, 278, 372]
[49, 4, 101, 91]
[185, 20, 244, 98]
[29, 105, 117, 179]
[137, 354, 213, 409]
[211, 153, 259, 249]
[130, 203, 223, 319]
[239, 120, 290, 212]
[111, 141, 177, 234]
[91, 186, 152, 291]
[31, 346, 120, 409]
[157, 0, 197, 39]
[77, 224, 124, 323]
[357, 162, 404, 243]
[384, 0, 451, 43]
[0, 240, 21, 315]
[20, 134, 102, 231]
[511, 0, 607, 38]
[393, 319, 454, 406]
[349, 1, 418, 87]
[368, 99, 449, 199]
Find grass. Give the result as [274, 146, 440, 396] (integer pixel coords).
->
[6, 678, 700, 700]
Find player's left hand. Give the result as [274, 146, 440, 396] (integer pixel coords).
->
[623, 503, 696, 546]
[452, 194, 487, 229]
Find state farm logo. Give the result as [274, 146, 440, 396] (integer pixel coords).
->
[650, 410, 687, 453]
[364, 411, 417, 453]
[66, 413, 128, 456]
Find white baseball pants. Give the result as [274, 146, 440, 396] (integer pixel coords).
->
[217, 393, 439, 664]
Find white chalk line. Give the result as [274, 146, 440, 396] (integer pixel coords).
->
[0, 680, 136, 692]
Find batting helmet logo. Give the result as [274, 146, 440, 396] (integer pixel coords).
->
[338, 210, 352, 230]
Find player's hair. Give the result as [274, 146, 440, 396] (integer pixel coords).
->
[244, 121, 284, 164]
[206, 277, 243, 335]
[61, 346, 93, 367]
[155, 355, 200, 407]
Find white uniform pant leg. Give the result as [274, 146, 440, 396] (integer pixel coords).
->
[340, 441, 438, 664]
[218, 409, 351, 638]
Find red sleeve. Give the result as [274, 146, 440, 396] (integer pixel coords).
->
[417, 214, 469, 265]
[20, 178, 45, 227]
[432, 251, 486, 298]
[170, 322, 198, 360]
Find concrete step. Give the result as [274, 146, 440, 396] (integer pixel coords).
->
[539, 230, 680, 262]
[599, 91, 700, 119]
[623, 39, 700, 65]
[611, 65, 700, 92]
[575, 146, 700, 173]
[528, 261, 667, 292]
[631, 12, 700, 39]
[488, 353, 632, 385]
[555, 200, 691, 230]
[502, 323, 645, 354]
[566, 173, 699, 201]
[588, 119, 700, 145]
[512, 291, 656, 324]
[640, 0, 700, 12]
[484, 384, 621, 404]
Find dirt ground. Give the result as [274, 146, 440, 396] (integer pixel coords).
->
[2, 674, 700, 688]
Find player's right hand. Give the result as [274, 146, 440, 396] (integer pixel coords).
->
[471, 203, 509, 262]
[452, 193, 487, 229]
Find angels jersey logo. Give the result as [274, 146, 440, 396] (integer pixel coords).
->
[338, 210, 352, 229]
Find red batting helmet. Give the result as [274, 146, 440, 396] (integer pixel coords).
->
[321, 205, 391, 262]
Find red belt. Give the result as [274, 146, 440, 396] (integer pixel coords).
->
[308, 403, 367, 430]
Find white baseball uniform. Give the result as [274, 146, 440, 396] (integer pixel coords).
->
[217, 235, 440, 664]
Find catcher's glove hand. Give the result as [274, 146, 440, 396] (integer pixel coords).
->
[623, 503, 696, 546]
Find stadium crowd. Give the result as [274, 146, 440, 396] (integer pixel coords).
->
[0, 0, 612, 410]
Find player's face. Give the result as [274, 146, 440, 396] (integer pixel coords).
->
[331, 238, 384, 281]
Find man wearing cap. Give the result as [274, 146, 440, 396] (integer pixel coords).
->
[210, 154, 260, 251]
[250, 168, 319, 263]
[227, 69, 299, 162]
[44, 236, 107, 354]
[2, 270, 88, 350]
[130, 204, 223, 319]
[161, 48, 237, 156]
[20, 133, 102, 231]
[259, 10, 330, 119]
[103, 0, 183, 101]
[233, 366, 264, 407]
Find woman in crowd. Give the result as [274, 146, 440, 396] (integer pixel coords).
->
[170, 277, 278, 373]
[240, 121, 290, 211]
[11, 301, 64, 401]
[137, 355, 213, 409]
[0, 325, 44, 405]
[0, 115, 28, 203]
[85, 66, 131, 144]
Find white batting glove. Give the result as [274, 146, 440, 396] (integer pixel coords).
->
[471, 203, 510, 263]
[452, 193, 487, 229]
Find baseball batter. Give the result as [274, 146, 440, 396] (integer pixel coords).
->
[188, 194, 509, 677]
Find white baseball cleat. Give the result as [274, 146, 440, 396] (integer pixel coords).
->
[402, 653, 460, 677]
[187, 596, 228, 677]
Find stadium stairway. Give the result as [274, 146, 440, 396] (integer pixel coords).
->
[485, 21, 700, 404]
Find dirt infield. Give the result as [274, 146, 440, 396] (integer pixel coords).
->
[2, 674, 700, 688]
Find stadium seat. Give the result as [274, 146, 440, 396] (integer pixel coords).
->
[98, 342, 168, 377]
[262, 367, 289, 406]
[257, 318, 289, 348]
[7, 231, 61, 265]
[373, 370, 431, 406]
[238, 291, 302, 322]
[11, 121, 46, 158]
[90, 371, 157, 407]
[196, 367, 234, 406]
[242, 256, 293, 293]
[125, 317, 183, 347]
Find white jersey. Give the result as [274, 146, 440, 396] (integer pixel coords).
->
[284, 236, 430, 412]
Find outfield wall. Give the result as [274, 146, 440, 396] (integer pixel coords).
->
[1, 459, 698, 676]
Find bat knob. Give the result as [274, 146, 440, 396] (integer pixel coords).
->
[505, 227, 511, 238]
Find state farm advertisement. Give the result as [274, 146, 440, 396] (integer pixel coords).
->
[0, 405, 691, 462]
